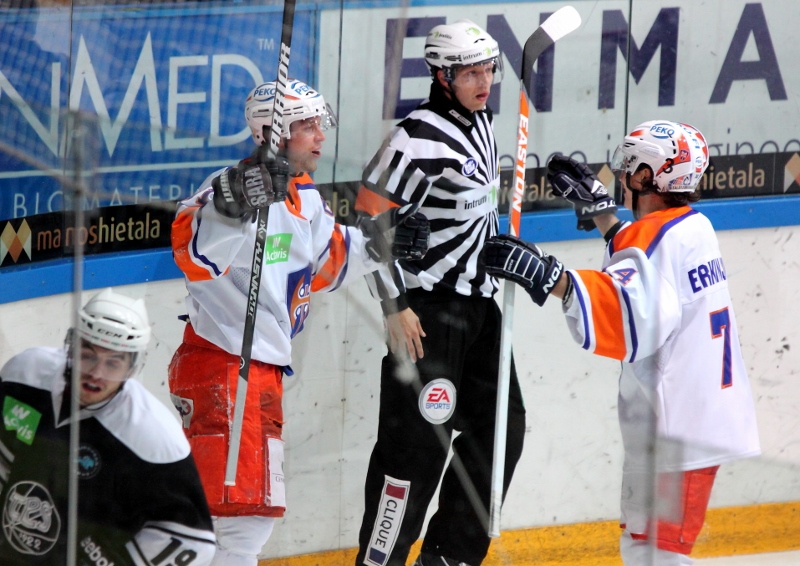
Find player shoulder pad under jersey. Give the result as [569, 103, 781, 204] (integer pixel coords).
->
[0, 347, 67, 392]
[96, 378, 191, 464]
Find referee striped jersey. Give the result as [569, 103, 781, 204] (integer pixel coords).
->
[355, 82, 500, 310]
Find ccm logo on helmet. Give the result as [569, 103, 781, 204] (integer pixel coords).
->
[649, 123, 675, 139]
[96, 328, 125, 339]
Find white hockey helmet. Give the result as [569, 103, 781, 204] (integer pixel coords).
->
[244, 79, 338, 144]
[76, 288, 151, 377]
[424, 19, 504, 84]
[611, 120, 709, 193]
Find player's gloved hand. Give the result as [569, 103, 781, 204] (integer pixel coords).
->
[546, 154, 617, 231]
[211, 148, 290, 222]
[360, 204, 430, 262]
[479, 234, 564, 306]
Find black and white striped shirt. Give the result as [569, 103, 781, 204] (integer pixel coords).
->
[356, 82, 500, 312]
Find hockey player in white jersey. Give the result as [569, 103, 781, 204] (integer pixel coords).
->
[169, 79, 429, 566]
[0, 288, 216, 565]
[480, 121, 760, 565]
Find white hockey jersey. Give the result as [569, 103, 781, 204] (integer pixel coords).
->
[172, 171, 379, 366]
[563, 206, 760, 472]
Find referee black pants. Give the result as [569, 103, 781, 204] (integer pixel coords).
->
[356, 290, 526, 566]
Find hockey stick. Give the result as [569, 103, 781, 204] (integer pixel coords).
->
[488, 5, 582, 536]
[225, 0, 297, 486]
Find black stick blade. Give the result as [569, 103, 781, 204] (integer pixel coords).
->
[521, 6, 582, 91]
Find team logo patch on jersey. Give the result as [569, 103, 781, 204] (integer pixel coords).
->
[265, 233, 292, 264]
[170, 393, 194, 429]
[3, 396, 42, 445]
[461, 158, 478, 177]
[2, 481, 61, 555]
[286, 267, 312, 338]
[78, 444, 102, 480]
[418, 379, 456, 424]
[365, 476, 410, 566]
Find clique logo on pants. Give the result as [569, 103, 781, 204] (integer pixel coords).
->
[365, 476, 410, 566]
[418, 378, 456, 424]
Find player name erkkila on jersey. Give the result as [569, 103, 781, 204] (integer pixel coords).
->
[687, 257, 727, 293]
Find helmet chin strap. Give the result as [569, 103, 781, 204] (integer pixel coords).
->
[435, 69, 456, 96]
[625, 172, 659, 220]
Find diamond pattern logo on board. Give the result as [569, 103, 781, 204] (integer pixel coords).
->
[784, 153, 800, 193]
[0, 220, 32, 264]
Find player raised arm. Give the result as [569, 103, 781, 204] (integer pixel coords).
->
[546, 154, 625, 241]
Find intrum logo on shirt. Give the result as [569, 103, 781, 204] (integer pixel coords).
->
[3, 397, 41, 445]
[81, 535, 115, 566]
[2, 481, 61, 556]
[265, 233, 292, 264]
[418, 378, 456, 424]
[365, 476, 410, 566]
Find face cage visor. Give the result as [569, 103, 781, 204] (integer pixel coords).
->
[285, 103, 338, 139]
[610, 145, 633, 206]
[443, 57, 504, 85]
[67, 333, 143, 382]
[253, 102, 339, 140]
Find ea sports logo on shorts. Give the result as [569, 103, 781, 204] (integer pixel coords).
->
[2, 481, 61, 556]
[418, 379, 456, 424]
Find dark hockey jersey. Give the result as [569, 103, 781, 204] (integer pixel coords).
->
[0, 347, 216, 566]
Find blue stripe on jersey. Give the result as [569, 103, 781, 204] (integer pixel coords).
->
[620, 285, 638, 363]
[574, 278, 592, 351]
[192, 215, 223, 277]
[332, 230, 351, 292]
[644, 209, 699, 258]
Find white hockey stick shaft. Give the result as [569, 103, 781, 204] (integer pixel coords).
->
[225, 0, 296, 486]
[489, 5, 582, 537]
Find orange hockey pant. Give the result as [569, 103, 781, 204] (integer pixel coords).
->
[168, 323, 285, 517]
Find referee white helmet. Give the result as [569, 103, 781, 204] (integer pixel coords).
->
[424, 19, 504, 84]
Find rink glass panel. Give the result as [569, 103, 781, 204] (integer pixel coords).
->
[0, 0, 797, 563]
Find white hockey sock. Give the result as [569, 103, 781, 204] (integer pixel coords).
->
[620, 531, 693, 566]
[210, 515, 275, 566]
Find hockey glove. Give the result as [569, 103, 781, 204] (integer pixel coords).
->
[360, 204, 430, 262]
[479, 234, 564, 306]
[212, 149, 290, 222]
[546, 154, 617, 231]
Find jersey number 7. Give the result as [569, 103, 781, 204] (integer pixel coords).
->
[710, 307, 732, 388]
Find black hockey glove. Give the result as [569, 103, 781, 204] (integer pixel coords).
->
[211, 148, 290, 222]
[479, 234, 564, 306]
[359, 204, 430, 262]
[546, 154, 617, 232]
